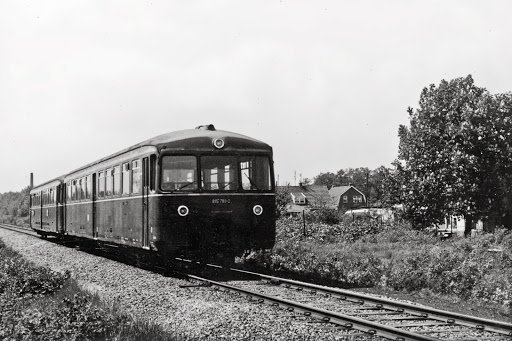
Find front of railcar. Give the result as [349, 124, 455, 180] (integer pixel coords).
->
[151, 126, 276, 260]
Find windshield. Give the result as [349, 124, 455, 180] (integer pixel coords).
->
[160, 155, 272, 192]
[161, 156, 198, 191]
[201, 156, 238, 191]
[240, 156, 272, 191]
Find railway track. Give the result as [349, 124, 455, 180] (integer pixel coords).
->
[176, 261, 512, 340]
[0, 223, 35, 236]
[1, 223, 511, 340]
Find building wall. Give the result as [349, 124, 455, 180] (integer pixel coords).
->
[337, 188, 366, 212]
[441, 215, 484, 236]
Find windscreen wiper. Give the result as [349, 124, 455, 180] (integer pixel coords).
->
[243, 173, 260, 190]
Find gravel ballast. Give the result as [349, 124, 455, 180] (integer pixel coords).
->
[0, 230, 376, 340]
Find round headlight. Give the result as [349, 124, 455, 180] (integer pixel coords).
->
[177, 205, 189, 217]
[253, 205, 263, 216]
[213, 138, 225, 149]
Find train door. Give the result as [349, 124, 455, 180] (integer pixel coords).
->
[142, 157, 150, 249]
[59, 185, 65, 233]
[92, 173, 98, 238]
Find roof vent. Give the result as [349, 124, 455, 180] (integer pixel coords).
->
[195, 124, 216, 131]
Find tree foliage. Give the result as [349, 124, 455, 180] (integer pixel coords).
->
[314, 167, 390, 206]
[396, 75, 512, 229]
[0, 187, 30, 224]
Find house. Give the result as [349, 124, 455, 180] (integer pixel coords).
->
[278, 184, 334, 215]
[329, 185, 367, 213]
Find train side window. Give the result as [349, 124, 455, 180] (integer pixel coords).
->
[67, 183, 71, 201]
[106, 168, 113, 196]
[72, 180, 77, 201]
[98, 172, 105, 198]
[122, 163, 130, 195]
[78, 179, 83, 200]
[150, 154, 156, 192]
[132, 160, 141, 194]
[113, 166, 121, 196]
[81, 178, 86, 199]
[49, 188, 53, 204]
[84, 176, 89, 199]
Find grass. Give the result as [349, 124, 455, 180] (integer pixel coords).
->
[0, 238, 180, 341]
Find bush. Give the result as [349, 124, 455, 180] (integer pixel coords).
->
[306, 207, 340, 225]
[269, 241, 384, 287]
[386, 250, 430, 291]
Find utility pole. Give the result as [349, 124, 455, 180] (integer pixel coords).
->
[366, 171, 370, 208]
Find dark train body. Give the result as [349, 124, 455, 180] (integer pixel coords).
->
[30, 125, 276, 259]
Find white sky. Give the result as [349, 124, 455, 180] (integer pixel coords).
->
[1, 1, 511, 192]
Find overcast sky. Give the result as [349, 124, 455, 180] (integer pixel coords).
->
[1, 1, 511, 192]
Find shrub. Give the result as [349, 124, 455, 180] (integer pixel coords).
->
[306, 208, 340, 225]
[386, 250, 430, 291]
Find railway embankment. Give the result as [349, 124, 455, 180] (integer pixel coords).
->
[244, 218, 512, 321]
[0, 237, 178, 340]
[0, 229, 377, 340]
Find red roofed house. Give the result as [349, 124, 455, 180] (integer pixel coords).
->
[329, 185, 367, 213]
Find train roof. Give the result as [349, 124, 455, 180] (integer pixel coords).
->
[132, 126, 272, 152]
[32, 125, 272, 188]
[30, 177, 64, 194]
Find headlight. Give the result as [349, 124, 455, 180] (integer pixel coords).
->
[253, 205, 263, 216]
[177, 205, 189, 217]
[213, 138, 225, 149]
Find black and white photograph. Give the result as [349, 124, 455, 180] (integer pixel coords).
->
[1, 1, 511, 340]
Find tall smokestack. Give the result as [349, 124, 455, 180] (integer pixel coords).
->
[30, 173, 33, 189]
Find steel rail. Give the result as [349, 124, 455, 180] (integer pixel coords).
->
[176, 258, 512, 337]
[0, 223, 37, 236]
[185, 272, 440, 341]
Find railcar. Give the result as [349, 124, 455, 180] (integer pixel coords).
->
[29, 125, 276, 259]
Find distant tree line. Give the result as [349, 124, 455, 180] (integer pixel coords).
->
[0, 187, 30, 225]
[313, 166, 390, 207]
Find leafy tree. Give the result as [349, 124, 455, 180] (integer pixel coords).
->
[368, 166, 390, 206]
[343, 167, 370, 190]
[396, 75, 512, 232]
[300, 177, 312, 186]
[313, 172, 338, 189]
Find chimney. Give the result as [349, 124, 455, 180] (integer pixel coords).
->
[30, 173, 34, 189]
